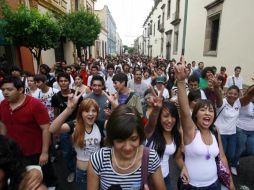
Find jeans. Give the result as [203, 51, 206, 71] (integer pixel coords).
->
[221, 134, 236, 164]
[164, 174, 173, 190]
[232, 128, 254, 167]
[181, 180, 221, 190]
[60, 133, 76, 173]
[76, 168, 87, 190]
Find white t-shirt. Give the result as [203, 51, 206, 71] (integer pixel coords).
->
[214, 98, 241, 135]
[143, 77, 152, 86]
[30, 88, 41, 98]
[185, 130, 219, 187]
[155, 86, 170, 99]
[225, 75, 243, 90]
[38, 87, 59, 122]
[148, 141, 176, 177]
[105, 74, 116, 94]
[74, 123, 101, 162]
[237, 102, 254, 131]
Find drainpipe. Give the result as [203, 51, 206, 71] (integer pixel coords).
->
[181, 0, 188, 55]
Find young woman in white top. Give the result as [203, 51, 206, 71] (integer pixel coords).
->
[214, 85, 254, 175]
[145, 92, 186, 190]
[175, 62, 235, 190]
[50, 91, 101, 190]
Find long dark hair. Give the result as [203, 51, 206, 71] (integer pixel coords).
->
[148, 101, 181, 158]
[0, 135, 26, 190]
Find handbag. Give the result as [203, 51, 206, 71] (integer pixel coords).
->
[141, 147, 153, 190]
[215, 154, 230, 189]
[211, 127, 231, 189]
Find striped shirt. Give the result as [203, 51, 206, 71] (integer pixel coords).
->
[90, 147, 160, 190]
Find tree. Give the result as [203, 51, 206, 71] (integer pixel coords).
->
[61, 9, 101, 59]
[0, 1, 61, 72]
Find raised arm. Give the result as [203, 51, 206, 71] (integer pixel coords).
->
[240, 85, 254, 107]
[174, 62, 196, 144]
[145, 86, 163, 138]
[50, 89, 83, 134]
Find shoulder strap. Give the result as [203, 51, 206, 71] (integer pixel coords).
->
[216, 105, 226, 119]
[124, 92, 134, 104]
[141, 147, 150, 190]
[232, 77, 235, 85]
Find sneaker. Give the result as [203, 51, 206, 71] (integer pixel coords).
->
[230, 167, 237, 175]
[67, 172, 75, 183]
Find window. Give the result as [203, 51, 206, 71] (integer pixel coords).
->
[173, 25, 179, 54]
[158, 16, 161, 30]
[154, 23, 155, 36]
[75, 0, 79, 11]
[210, 16, 220, 51]
[203, 0, 224, 56]
[173, 31, 178, 54]
[167, 0, 171, 18]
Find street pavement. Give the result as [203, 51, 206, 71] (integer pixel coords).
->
[53, 152, 254, 190]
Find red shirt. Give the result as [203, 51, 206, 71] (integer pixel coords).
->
[79, 70, 88, 85]
[0, 96, 50, 156]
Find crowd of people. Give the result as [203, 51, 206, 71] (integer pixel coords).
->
[0, 54, 253, 190]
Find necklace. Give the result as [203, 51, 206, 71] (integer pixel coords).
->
[112, 147, 139, 170]
[201, 132, 211, 160]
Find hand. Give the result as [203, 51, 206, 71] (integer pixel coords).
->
[148, 85, 163, 108]
[174, 64, 188, 81]
[180, 166, 190, 185]
[67, 88, 84, 110]
[103, 91, 119, 108]
[104, 108, 112, 118]
[19, 169, 43, 190]
[144, 184, 150, 190]
[39, 152, 48, 166]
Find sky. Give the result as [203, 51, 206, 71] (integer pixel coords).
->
[95, 0, 154, 47]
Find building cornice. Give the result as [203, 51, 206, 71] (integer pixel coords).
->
[205, 0, 224, 10]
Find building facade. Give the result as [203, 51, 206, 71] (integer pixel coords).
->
[115, 32, 122, 55]
[139, 0, 254, 85]
[141, 0, 184, 60]
[0, 0, 99, 73]
[184, 0, 254, 85]
[95, 5, 118, 56]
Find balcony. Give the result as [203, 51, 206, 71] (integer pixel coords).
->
[159, 23, 165, 33]
[52, 0, 67, 11]
[171, 12, 181, 25]
[38, 0, 68, 13]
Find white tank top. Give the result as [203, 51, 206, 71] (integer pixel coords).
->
[161, 142, 176, 177]
[74, 123, 101, 161]
[185, 130, 219, 187]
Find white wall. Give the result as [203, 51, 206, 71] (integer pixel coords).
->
[185, 0, 254, 85]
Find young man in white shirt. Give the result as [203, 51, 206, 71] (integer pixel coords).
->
[224, 66, 243, 96]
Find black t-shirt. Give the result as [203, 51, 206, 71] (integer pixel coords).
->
[51, 89, 83, 122]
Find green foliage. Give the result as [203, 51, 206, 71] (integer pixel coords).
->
[0, 3, 61, 50]
[62, 9, 101, 47]
[128, 47, 135, 54]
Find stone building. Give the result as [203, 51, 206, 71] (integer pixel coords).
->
[139, 0, 254, 85]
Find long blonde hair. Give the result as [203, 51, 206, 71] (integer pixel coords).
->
[72, 98, 99, 148]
